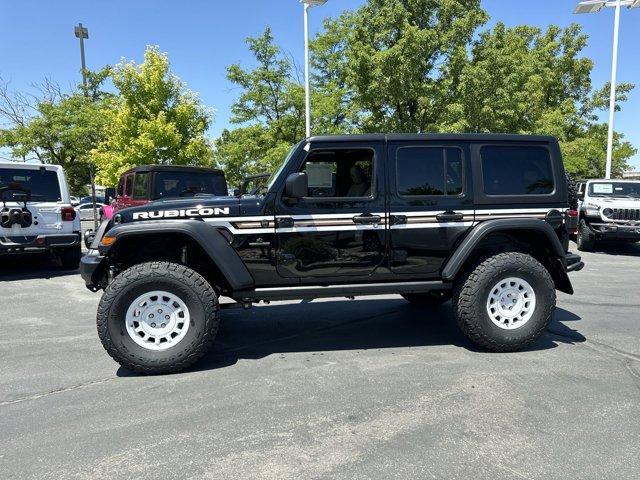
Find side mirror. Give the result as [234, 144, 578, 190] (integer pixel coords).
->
[577, 192, 584, 201]
[233, 188, 241, 197]
[284, 173, 308, 199]
[84, 229, 96, 249]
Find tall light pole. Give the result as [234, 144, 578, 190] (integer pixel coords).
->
[574, 0, 640, 179]
[301, 0, 327, 138]
[74, 23, 89, 92]
[74, 22, 98, 230]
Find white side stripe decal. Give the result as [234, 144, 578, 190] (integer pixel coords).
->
[201, 208, 565, 234]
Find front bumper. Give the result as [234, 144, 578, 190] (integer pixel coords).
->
[0, 232, 80, 254]
[80, 249, 104, 290]
[588, 222, 640, 240]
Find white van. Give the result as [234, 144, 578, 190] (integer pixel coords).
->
[0, 162, 82, 268]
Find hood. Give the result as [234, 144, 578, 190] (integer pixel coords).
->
[116, 196, 241, 223]
[587, 196, 640, 209]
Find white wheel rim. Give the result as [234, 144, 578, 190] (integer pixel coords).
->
[486, 277, 536, 330]
[125, 290, 190, 351]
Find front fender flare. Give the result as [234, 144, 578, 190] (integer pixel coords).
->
[101, 220, 254, 290]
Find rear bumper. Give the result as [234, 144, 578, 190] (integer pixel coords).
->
[80, 249, 104, 290]
[0, 232, 80, 254]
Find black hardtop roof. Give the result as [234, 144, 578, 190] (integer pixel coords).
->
[124, 165, 224, 175]
[307, 133, 557, 143]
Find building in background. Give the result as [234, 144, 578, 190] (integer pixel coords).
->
[622, 171, 640, 180]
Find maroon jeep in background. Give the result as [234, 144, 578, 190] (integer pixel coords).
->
[103, 165, 228, 219]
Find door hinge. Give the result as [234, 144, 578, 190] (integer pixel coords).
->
[389, 215, 407, 226]
[276, 217, 294, 228]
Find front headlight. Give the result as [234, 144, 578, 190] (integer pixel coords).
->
[584, 203, 601, 217]
[602, 208, 614, 218]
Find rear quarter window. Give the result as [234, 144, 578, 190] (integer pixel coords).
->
[480, 146, 554, 196]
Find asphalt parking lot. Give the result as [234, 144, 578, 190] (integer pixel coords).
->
[1, 241, 639, 480]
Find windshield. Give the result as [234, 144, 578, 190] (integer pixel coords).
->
[0, 168, 61, 202]
[266, 142, 302, 192]
[152, 171, 228, 200]
[242, 175, 270, 196]
[588, 182, 640, 198]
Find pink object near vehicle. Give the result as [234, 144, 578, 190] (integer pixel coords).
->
[102, 165, 228, 220]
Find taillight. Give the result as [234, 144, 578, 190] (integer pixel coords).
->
[61, 206, 76, 221]
[566, 209, 578, 217]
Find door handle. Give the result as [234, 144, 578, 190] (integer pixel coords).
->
[352, 214, 381, 225]
[436, 211, 464, 222]
[249, 239, 271, 247]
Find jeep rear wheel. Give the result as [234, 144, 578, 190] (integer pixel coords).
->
[576, 219, 595, 252]
[453, 252, 555, 352]
[97, 261, 219, 374]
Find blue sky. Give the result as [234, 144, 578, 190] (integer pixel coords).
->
[1, 0, 639, 168]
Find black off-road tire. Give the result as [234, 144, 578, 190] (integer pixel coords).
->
[97, 261, 219, 374]
[565, 172, 578, 210]
[576, 219, 595, 252]
[402, 291, 451, 307]
[453, 252, 556, 352]
[58, 244, 81, 270]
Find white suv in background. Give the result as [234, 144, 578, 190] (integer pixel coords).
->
[576, 179, 640, 251]
[0, 162, 82, 268]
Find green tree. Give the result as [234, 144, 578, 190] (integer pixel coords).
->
[562, 125, 635, 178]
[216, 0, 636, 181]
[0, 72, 113, 194]
[215, 28, 305, 186]
[313, 0, 489, 132]
[93, 46, 214, 186]
[445, 22, 636, 177]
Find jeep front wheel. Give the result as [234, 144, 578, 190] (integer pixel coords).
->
[97, 261, 219, 374]
[453, 252, 555, 352]
[576, 219, 595, 252]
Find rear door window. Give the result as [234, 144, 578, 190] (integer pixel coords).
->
[396, 147, 463, 196]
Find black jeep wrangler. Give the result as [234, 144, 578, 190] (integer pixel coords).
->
[81, 134, 584, 374]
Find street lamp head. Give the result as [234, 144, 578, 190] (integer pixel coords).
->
[74, 23, 89, 39]
[300, 0, 327, 6]
[574, 0, 606, 14]
[575, 0, 640, 12]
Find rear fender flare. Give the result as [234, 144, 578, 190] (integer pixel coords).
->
[442, 218, 573, 294]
